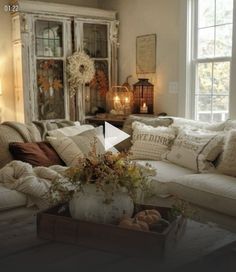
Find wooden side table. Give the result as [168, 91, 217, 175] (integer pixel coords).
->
[85, 113, 167, 128]
[85, 115, 127, 128]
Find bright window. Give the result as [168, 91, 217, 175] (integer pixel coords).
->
[193, 0, 233, 122]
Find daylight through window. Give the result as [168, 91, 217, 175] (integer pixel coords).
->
[193, 0, 233, 122]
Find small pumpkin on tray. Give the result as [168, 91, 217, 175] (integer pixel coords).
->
[119, 217, 149, 232]
[135, 209, 161, 225]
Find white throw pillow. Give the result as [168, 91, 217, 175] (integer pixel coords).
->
[48, 124, 94, 138]
[47, 136, 84, 167]
[164, 128, 224, 172]
[170, 117, 226, 131]
[70, 127, 105, 156]
[217, 129, 236, 177]
[129, 121, 176, 160]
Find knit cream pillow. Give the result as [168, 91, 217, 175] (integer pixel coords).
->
[130, 121, 176, 160]
[217, 129, 236, 177]
[164, 128, 224, 172]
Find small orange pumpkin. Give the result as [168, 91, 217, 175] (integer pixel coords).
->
[119, 217, 149, 232]
[135, 209, 161, 225]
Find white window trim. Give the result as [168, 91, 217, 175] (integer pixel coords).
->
[230, 0, 236, 118]
[179, 0, 236, 120]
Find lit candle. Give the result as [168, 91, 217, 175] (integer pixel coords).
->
[125, 97, 129, 104]
[113, 95, 121, 111]
[140, 102, 148, 113]
[114, 95, 120, 102]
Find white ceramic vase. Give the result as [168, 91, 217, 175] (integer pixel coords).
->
[69, 184, 134, 224]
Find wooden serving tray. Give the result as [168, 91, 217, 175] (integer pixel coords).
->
[37, 204, 186, 259]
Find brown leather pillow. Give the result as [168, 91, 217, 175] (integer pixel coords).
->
[9, 142, 65, 167]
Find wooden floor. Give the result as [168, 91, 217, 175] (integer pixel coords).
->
[0, 214, 236, 272]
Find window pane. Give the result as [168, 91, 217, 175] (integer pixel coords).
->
[216, 0, 233, 25]
[37, 60, 65, 120]
[83, 23, 108, 58]
[196, 95, 212, 122]
[213, 62, 230, 94]
[89, 60, 109, 114]
[212, 95, 229, 121]
[196, 95, 211, 111]
[198, 0, 215, 28]
[198, 27, 214, 58]
[35, 20, 63, 57]
[215, 24, 233, 57]
[212, 96, 229, 111]
[197, 63, 212, 94]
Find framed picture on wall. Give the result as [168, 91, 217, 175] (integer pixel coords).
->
[136, 34, 156, 74]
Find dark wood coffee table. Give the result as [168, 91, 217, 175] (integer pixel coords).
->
[0, 213, 236, 271]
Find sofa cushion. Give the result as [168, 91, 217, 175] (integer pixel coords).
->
[3, 122, 42, 142]
[33, 119, 75, 140]
[70, 127, 105, 156]
[168, 173, 236, 217]
[130, 122, 176, 160]
[115, 116, 173, 152]
[47, 136, 84, 167]
[170, 117, 226, 131]
[47, 124, 94, 138]
[135, 160, 196, 197]
[0, 122, 43, 169]
[0, 126, 25, 169]
[0, 184, 27, 211]
[217, 129, 236, 177]
[37, 142, 65, 166]
[164, 128, 224, 172]
[9, 142, 64, 167]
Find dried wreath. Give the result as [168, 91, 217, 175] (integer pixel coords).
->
[67, 51, 95, 96]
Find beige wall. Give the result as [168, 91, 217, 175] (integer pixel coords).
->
[0, 0, 16, 121]
[98, 0, 180, 116]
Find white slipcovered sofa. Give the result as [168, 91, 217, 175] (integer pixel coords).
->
[130, 116, 236, 231]
[0, 117, 236, 231]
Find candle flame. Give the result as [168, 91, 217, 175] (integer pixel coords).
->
[114, 95, 120, 102]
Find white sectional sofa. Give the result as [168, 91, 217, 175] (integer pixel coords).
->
[127, 116, 236, 231]
[0, 116, 236, 231]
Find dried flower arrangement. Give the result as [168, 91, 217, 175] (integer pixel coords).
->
[49, 141, 155, 204]
[89, 69, 109, 97]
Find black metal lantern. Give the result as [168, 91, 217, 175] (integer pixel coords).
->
[133, 78, 154, 114]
